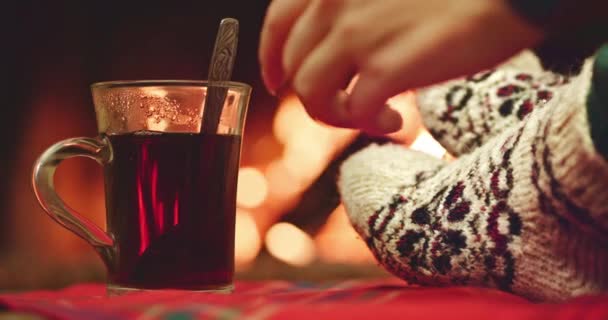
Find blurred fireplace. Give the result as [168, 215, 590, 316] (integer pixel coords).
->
[2, 1, 448, 289]
[2, 86, 446, 289]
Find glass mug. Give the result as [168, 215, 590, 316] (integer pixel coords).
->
[32, 80, 251, 293]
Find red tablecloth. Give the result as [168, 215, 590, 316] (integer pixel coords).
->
[1, 280, 607, 319]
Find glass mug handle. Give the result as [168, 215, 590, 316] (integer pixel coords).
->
[32, 136, 116, 270]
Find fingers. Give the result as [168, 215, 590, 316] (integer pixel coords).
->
[259, 0, 309, 94]
[289, 23, 406, 133]
[282, 0, 342, 83]
[347, 73, 404, 134]
[291, 30, 358, 128]
[346, 27, 439, 133]
[259, 0, 404, 133]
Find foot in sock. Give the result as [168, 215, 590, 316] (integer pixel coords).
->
[417, 60, 569, 156]
[338, 50, 608, 301]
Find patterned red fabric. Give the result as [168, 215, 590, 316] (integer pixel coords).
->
[1, 280, 607, 319]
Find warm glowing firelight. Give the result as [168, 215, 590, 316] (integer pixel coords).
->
[315, 205, 375, 264]
[237, 167, 268, 209]
[265, 223, 316, 267]
[410, 130, 447, 159]
[234, 209, 262, 268]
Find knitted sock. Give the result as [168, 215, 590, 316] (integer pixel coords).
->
[338, 58, 608, 301]
[417, 62, 569, 156]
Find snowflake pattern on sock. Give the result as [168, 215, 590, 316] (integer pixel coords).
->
[339, 60, 608, 302]
[417, 68, 569, 156]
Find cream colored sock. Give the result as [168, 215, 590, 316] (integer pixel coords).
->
[338, 59, 608, 301]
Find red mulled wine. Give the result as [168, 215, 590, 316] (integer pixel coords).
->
[103, 131, 241, 290]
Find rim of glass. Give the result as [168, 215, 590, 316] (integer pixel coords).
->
[90, 80, 251, 91]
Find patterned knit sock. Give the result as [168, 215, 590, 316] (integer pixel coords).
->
[338, 59, 608, 301]
[417, 61, 569, 156]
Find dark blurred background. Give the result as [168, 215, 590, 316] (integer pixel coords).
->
[2, 1, 434, 290]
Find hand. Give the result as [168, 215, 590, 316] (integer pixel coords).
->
[259, 0, 543, 134]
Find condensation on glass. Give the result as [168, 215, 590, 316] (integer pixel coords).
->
[91, 80, 251, 135]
